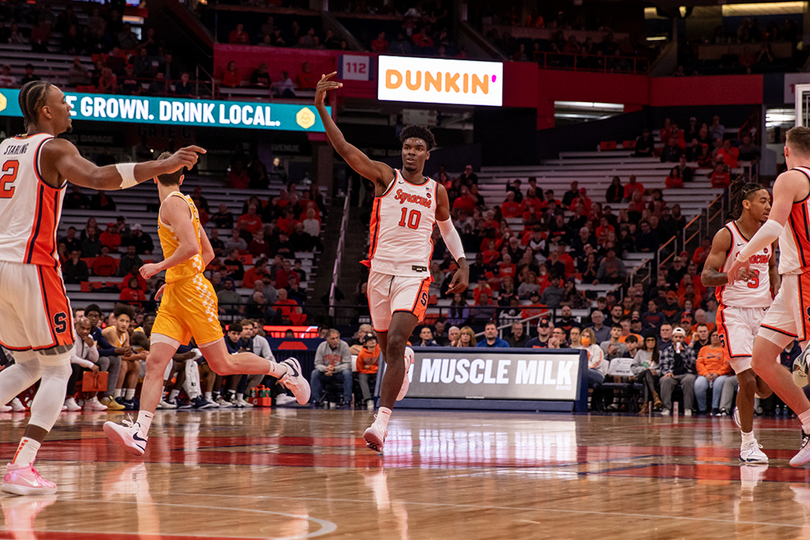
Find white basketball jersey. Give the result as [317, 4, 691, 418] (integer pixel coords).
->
[0, 133, 65, 267]
[778, 166, 810, 276]
[365, 170, 437, 277]
[716, 220, 771, 308]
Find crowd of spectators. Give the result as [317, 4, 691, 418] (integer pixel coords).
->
[0, 2, 193, 96]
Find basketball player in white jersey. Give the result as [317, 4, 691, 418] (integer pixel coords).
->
[728, 126, 810, 467]
[0, 80, 202, 494]
[315, 73, 469, 451]
[702, 181, 776, 464]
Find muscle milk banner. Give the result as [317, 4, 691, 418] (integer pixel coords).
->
[405, 349, 583, 400]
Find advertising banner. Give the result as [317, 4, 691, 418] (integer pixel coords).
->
[377, 56, 503, 107]
[0, 89, 329, 132]
[404, 348, 585, 401]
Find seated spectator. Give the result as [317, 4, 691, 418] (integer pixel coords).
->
[237, 204, 263, 236]
[623, 175, 644, 201]
[661, 137, 683, 163]
[296, 61, 317, 90]
[737, 134, 760, 161]
[716, 139, 740, 169]
[119, 277, 146, 306]
[634, 129, 653, 157]
[63, 250, 90, 284]
[217, 278, 243, 315]
[250, 63, 271, 88]
[222, 61, 240, 88]
[223, 248, 245, 280]
[447, 293, 469, 326]
[416, 326, 438, 346]
[676, 155, 694, 183]
[595, 248, 627, 284]
[477, 321, 509, 348]
[606, 176, 623, 203]
[175, 72, 194, 95]
[242, 258, 268, 289]
[68, 317, 109, 411]
[601, 324, 628, 359]
[274, 71, 296, 98]
[228, 161, 250, 189]
[212, 203, 235, 229]
[710, 163, 731, 189]
[507, 321, 529, 347]
[116, 245, 143, 278]
[390, 32, 413, 55]
[539, 275, 564, 308]
[310, 329, 353, 406]
[229, 23, 250, 45]
[355, 333, 380, 408]
[92, 245, 119, 276]
[100, 222, 122, 251]
[371, 32, 389, 53]
[455, 326, 476, 347]
[127, 223, 153, 255]
[659, 327, 697, 415]
[67, 57, 90, 88]
[500, 191, 522, 218]
[665, 167, 684, 189]
[694, 330, 732, 415]
[635, 221, 660, 253]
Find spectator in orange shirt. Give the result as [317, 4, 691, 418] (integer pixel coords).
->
[694, 330, 732, 414]
[472, 277, 493, 304]
[452, 186, 477, 215]
[497, 254, 517, 281]
[692, 237, 711, 267]
[222, 61, 240, 88]
[617, 317, 642, 344]
[274, 288, 306, 325]
[623, 175, 644, 201]
[100, 222, 121, 252]
[716, 139, 739, 169]
[710, 163, 731, 189]
[296, 61, 317, 90]
[569, 188, 592, 215]
[665, 167, 684, 189]
[521, 291, 548, 320]
[242, 258, 269, 289]
[500, 191, 522, 218]
[237, 204, 263, 236]
[370, 32, 389, 53]
[481, 240, 500, 265]
[228, 23, 250, 44]
[355, 333, 380, 408]
[119, 276, 145, 306]
[92, 245, 119, 277]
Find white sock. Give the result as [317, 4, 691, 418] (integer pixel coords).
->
[124, 388, 136, 400]
[268, 360, 287, 378]
[236, 393, 244, 401]
[113, 389, 122, 398]
[741, 430, 755, 445]
[205, 392, 212, 400]
[136, 411, 154, 437]
[800, 409, 810, 434]
[375, 407, 392, 430]
[12, 437, 41, 467]
[169, 389, 180, 400]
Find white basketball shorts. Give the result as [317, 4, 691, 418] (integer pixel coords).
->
[758, 273, 810, 349]
[367, 270, 431, 333]
[717, 305, 767, 373]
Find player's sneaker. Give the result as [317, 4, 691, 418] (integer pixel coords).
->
[397, 347, 415, 401]
[215, 396, 233, 408]
[84, 397, 108, 411]
[157, 397, 177, 409]
[2, 461, 57, 495]
[64, 397, 81, 411]
[363, 420, 387, 452]
[192, 396, 217, 409]
[740, 439, 768, 464]
[279, 358, 311, 405]
[790, 429, 810, 467]
[237, 397, 253, 408]
[794, 346, 810, 387]
[103, 419, 147, 456]
[10, 398, 25, 412]
[275, 394, 297, 406]
[101, 396, 125, 411]
[0, 404, 11, 413]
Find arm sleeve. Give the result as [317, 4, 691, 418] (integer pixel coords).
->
[737, 219, 783, 261]
[437, 218, 465, 262]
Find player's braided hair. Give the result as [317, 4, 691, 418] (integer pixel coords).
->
[729, 177, 766, 219]
[399, 124, 436, 151]
[18, 80, 52, 130]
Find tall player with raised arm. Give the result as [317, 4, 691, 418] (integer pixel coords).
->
[702, 180, 776, 464]
[314, 72, 469, 452]
[0, 81, 202, 494]
[728, 126, 810, 467]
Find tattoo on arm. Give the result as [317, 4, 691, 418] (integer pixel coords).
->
[701, 269, 728, 287]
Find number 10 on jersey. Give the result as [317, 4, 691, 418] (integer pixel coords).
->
[398, 208, 422, 230]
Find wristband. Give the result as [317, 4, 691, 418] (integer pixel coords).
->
[116, 163, 138, 189]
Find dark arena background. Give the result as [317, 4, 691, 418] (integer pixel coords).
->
[1, 0, 810, 537]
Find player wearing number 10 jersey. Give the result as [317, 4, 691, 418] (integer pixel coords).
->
[702, 181, 776, 465]
[315, 72, 470, 452]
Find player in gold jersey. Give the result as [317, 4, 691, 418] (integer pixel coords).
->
[103, 154, 310, 456]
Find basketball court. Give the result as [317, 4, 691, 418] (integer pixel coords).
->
[0, 409, 808, 539]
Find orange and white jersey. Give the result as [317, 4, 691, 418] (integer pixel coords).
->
[0, 133, 65, 267]
[366, 169, 437, 278]
[716, 220, 771, 308]
[779, 166, 810, 276]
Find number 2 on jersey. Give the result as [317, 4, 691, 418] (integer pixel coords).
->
[0, 160, 19, 199]
[747, 269, 760, 289]
[398, 208, 421, 230]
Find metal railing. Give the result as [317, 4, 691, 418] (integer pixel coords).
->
[707, 192, 726, 239]
[682, 214, 702, 258]
[329, 183, 352, 317]
[532, 50, 649, 74]
[656, 235, 677, 271]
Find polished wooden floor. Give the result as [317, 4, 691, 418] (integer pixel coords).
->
[1, 408, 810, 539]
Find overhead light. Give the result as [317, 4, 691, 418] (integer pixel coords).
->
[722, 2, 805, 16]
[646, 36, 668, 41]
[555, 101, 624, 111]
[644, 7, 666, 19]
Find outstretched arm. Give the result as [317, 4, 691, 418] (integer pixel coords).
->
[314, 72, 394, 193]
[41, 139, 204, 191]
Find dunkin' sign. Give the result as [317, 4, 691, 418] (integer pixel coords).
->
[377, 56, 503, 107]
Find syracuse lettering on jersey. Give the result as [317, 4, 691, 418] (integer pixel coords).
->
[748, 254, 768, 264]
[394, 188, 432, 209]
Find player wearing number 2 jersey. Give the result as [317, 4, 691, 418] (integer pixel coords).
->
[315, 72, 470, 452]
[727, 126, 810, 468]
[702, 181, 777, 464]
[0, 80, 202, 495]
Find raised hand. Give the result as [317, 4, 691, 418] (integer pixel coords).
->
[162, 145, 206, 174]
[315, 72, 342, 107]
